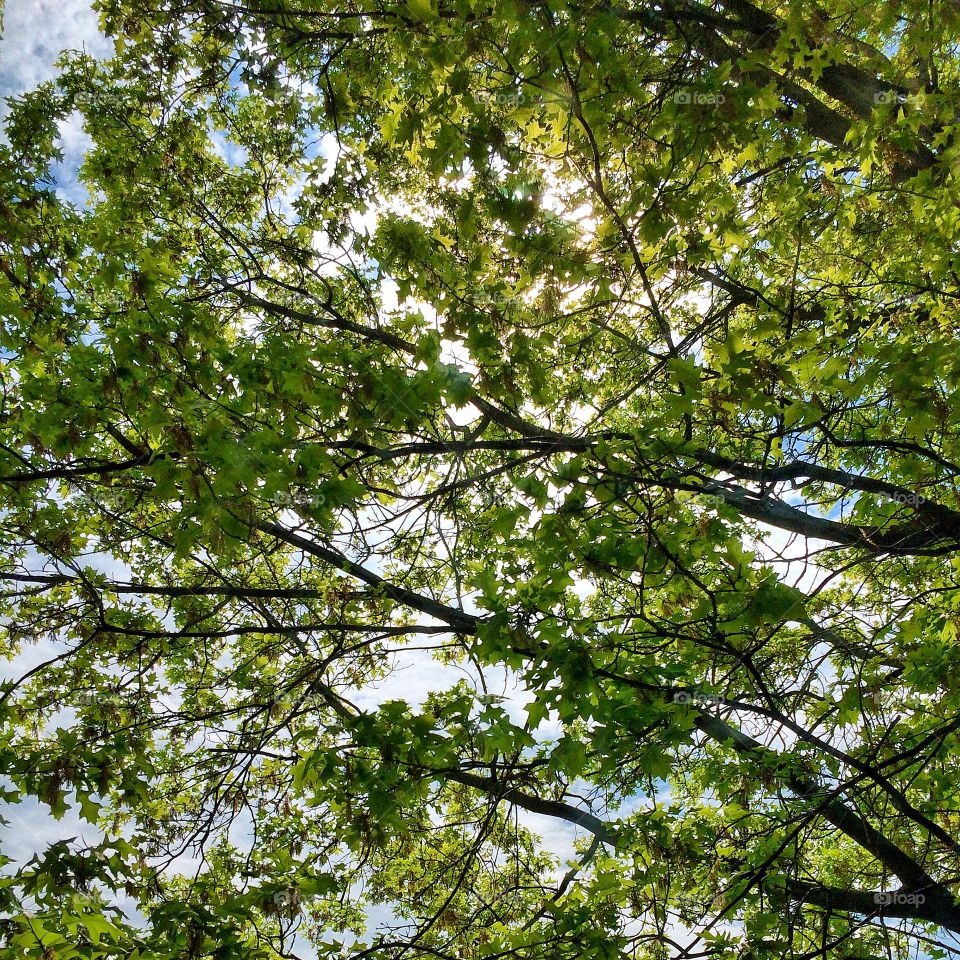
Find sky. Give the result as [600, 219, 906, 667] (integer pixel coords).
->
[0, 0, 110, 199]
[0, 0, 109, 101]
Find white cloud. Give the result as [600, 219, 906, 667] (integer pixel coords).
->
[0, 0, 110, 102]
[0, 0, 110, 201]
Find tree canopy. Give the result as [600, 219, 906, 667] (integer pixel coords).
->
[3, 0, 960, 957]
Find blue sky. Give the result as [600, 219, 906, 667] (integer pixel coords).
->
[0, 0, 109, 101]
[0, 0, 110, 199]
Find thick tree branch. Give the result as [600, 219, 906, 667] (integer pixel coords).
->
[256, 520, 480, 633]
[695, 713, 960, 929]
[441, 768, 615, 845]
[789, 879, 960, 933]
